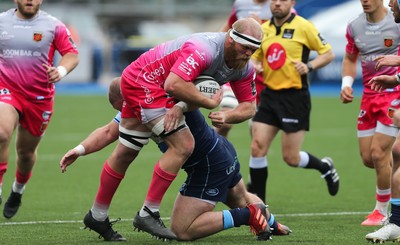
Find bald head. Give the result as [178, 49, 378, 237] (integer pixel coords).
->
[108, 77, 123, 111]
[231, 17, 263, 41]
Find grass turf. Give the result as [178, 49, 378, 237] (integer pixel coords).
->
[0, 95, 380, 244]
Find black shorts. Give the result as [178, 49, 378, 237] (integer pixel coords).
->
[253, 88, 311, 132]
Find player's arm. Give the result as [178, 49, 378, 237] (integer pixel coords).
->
[208, 100, 256, 128]
[340, 52, 358, 104]
[308, 49, 335, 72]
[57, 52, 79, 77]
[164, 72, 222, 110]
[60, 120, 119, 173]
[44, 53, 79, 83]
[45, 23, 80, 83]
[374, 55, 400, 70]
[368, 74, 399, 92]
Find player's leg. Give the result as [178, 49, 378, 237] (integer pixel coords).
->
[171, 193, 270, 241]
[362, 126, 397, 226]
[358, 135, 374, 168]
[3, 125, 40, 219]
[0, 102, 18, 206]
[84, 117, 149, 241]
[248, 122, 278, 203]
[361, 92, 400, 226]
[170, 194, 218, 240]
[3, 96, 51, 219]
[225, 179, 291, 236]
[134, 116, 194, 240]
[366, 136, 400, 242]
[281, 130, 339, 196]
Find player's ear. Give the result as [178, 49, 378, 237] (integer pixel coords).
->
[227, 30, 235, 44]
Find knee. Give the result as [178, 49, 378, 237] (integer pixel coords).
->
[393, 143, 400, 164]
[393, 170, 400, 186]
[171, 226, 194, 241]
[360, 152, 374, 169]
[169, 137, 194, 161]
[283, 154, 299, 167]
[0, 127, 13, 145]
[16, 147, 36, 162]
[251, 140, 267, 157]
[370, 146, 386, 165]
[180, 137, 194, 158]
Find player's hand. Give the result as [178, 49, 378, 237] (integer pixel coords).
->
[340, 86, 354, 104]
[208, 110, 226, 128]
[207, 89, 223, 110]
[374, 55, 400, 71]
[251, 60, 264, 73]
[43, 64, 62, 83]
[368, 75, 398, 92]
[60, 149, 80, 173]
[291, 60, 308, 75]
[164, 105, 184, 132]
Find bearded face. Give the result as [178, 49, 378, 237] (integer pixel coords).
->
[270, 0, 293, 20]
[16, 0, 42, 19]
[225, 41, 255, 70]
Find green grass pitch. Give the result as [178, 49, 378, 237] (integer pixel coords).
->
[0, 94, 382, 244]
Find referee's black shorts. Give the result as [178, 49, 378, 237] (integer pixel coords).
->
[253, 88, 311, 133]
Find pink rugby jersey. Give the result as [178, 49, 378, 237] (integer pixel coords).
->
[345, 9, 400, 94]
[122, 32, 257, 103]
[0, 9, 78, 100]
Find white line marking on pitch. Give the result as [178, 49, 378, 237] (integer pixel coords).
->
[0, 211, 370, 226]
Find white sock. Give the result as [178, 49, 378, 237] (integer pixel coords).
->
[139, 203, 159, 217]
[375, 187, 391, 216]
[249, 156, 268, 169]
[12, 181, 25, 194]
[297, 151, 310, 168]
[91, 203, 109, 221]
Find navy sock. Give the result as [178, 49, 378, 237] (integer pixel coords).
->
[390, 203, 400, 226]
[228, 207, 250, 227]
[268, 213, 278, 230]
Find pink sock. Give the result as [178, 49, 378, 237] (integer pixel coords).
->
[95, 161, 124, 205]
[144, 161, 177, 207]
[16, 170, 32, 184]
[0, 162, 7, 185]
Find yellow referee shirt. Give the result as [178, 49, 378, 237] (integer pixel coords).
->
[252, 13, 332, 90]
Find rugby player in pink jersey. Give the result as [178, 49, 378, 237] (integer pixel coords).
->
[365, 0, 400, 242]
[340, 0, 400, 226]
[82, 17, 263, 241]
[218, 0, 271, 139]
[60, 77, 291, 242]
[217, 0, 296, 139]
[0, 0, 79, 219]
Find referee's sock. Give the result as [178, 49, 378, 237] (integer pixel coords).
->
[249, 156, 268, 203]
[300, 151, 330, 174]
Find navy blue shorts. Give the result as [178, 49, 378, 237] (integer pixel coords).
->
[179, 137, 242, 202]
